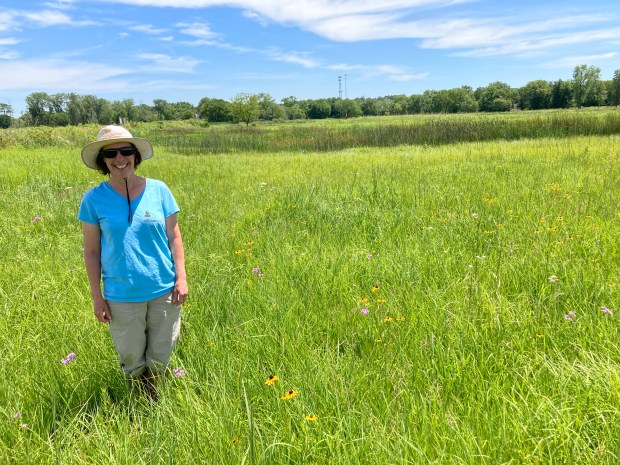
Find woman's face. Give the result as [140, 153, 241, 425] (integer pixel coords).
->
[101, 142, 135, 177]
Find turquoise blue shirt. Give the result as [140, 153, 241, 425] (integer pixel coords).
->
[78, 179, 180, 302]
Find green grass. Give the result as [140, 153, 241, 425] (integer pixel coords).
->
[2, 107, 620, 154]
[0, 130, 619, 463]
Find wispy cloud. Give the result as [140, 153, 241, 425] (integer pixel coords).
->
[0, 51, 19, 60]
[101, 0, 618, 60]
[455, 27, 620, 58]
[0, 58, 129, 90]
[137, 53, 201, 72]
[44, 0, 77, 10]
[267, 49, 320, 68]
[21, 9, 74, 26]
[328, 62, 426, 82]
[129, 24, 167, 34]
[0, 10, 16, 32]
[0, 37, 19, 46]
[177, 21, 219, 39]
[546, 52, 618, 68]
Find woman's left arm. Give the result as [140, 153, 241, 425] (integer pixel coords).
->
[166, 213, 188, 305]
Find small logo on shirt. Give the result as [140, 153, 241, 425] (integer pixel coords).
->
[142, 211, 159, 224]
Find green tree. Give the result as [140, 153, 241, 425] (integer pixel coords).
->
[153, 99, 169, 120]
[476, 82, 516, 112]
[229, 93, 260, 126]
[198, 97, 231, 122]
[390, 95, 409, 115]
[133, 104, 159, 122]
[550, 80, 572, 108]
[307, 99, 331, 119]
[332, 99, 362, 118]
[0, 104, 11, 128]
[358, 98, 378, 116]
[169, 101, 196, 120]
[573, 64, 602, 108]
[256, 93, 283, 121]
[406, 94, 423, 114]
[519, 80, 552, 110]
[25, 92, 51, 125]
[420, 90, 441, 113]
[283, 105, 306, 120]
[608, 69, 620, 106]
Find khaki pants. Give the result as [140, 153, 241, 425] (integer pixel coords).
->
[107, 291, 181, 378]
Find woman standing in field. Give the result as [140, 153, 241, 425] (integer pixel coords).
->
[78, 125, 188, 400]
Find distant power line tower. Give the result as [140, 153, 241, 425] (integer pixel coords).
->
[338, 75, 348, 99]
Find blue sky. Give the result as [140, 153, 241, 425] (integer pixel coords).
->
[1, 0, 619, 115]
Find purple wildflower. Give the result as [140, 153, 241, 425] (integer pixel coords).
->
[61, 352, 77, 365]
[31, 216, 42, 223]
[13, 412, 20, 419]
[20, 423, 27, 429]
[252, 267, 264, 277]
[564, 310, 576, 321]
[366, 254, 373, 260]
[172, 367, 187, 377]
[601, 307, 613, 315]
[360, 308, 369, 315]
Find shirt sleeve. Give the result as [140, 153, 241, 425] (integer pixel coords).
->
[77, 190, 99, 224]
[160, 182, 180, 218]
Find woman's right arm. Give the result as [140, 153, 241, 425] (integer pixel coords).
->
[82, 222, 111, 323]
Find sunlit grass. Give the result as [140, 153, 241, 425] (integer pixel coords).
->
[0, 133, 619, 464]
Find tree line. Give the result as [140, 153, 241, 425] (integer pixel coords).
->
[1, 65, 619, 129]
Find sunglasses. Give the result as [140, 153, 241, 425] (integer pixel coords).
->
[100, 147, 136, 159]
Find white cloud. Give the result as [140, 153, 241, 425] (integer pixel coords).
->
[0, 37, 19, 46]
[129, 24, 167, 34]
[0, 59, 130, 90]
[0, 10, 16, 32]
[454, 27, 620, 58]
[98, 0, 618, 61]
[547, 52, 618, 68]
[267, 50, 320, 68]
[137, 53, 201, 72]
[44, 0, 77, 10]
[0, 51, 19, 60]
[177, 21, 219, 39]
[328, 62, 426, 82]
[21, 9, 73, 26]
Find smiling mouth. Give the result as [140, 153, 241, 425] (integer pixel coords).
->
[114, 163, 128, 169]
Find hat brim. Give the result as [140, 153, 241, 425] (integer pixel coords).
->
[81, 137, 153, 169]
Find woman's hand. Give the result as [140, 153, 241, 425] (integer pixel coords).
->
[93, 296, 111, 323]
[172, 278, 189, 305]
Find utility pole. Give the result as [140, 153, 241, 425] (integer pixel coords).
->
[338, 76, 342, 99]
[344, 74, 348, 99]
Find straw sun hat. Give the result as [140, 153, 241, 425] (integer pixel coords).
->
[81, 125, 153, 169]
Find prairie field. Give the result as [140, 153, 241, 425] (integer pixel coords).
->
[1, 113, 619, 464]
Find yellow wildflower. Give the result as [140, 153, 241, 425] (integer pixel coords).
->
[280, 389, 298, 400]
